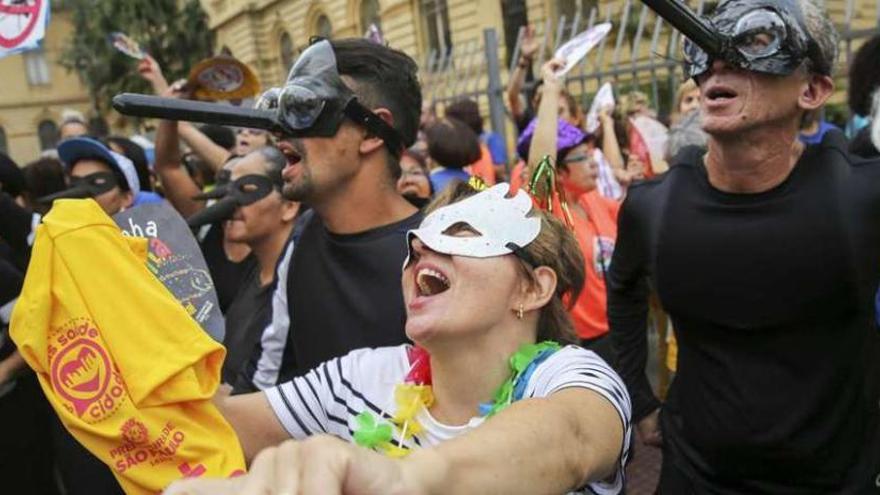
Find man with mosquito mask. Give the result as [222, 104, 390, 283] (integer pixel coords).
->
[223, 39, 424, 391]
[609, 0, 880, 492]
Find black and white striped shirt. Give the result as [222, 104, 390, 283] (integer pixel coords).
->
[266, 344, 632, 494]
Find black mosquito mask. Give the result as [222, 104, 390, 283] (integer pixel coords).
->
[113, 39, 404, 155]
[682, 0, 828, 78]
[187, 174, 280, 228]
[255, 39, 403, 154]
[39, 172, 119, 203]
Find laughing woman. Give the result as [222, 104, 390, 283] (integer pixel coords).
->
[165, 182, 631, 495]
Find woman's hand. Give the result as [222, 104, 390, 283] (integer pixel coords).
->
[137, 55, 170, 95]
[540, 58, 566, 90]
[626, 155, 646, 180]
[519, 26, 539, 62]
[163, 436, 438, 495]
[598, 104, 614, 124]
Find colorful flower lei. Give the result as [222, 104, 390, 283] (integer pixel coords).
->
[353, 342, 560, 457]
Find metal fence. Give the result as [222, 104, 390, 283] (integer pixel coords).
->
[419, 0, 880, 141]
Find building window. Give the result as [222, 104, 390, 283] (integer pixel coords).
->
[24, 48, 51, 86]
[38, 120, 59, 151]
[360, 0, 381, 33]
[279, 32, 295, 74]
[421, 0, 452, 57]
[314, 14, 333, 39]
[502, 0, 528, 67]
[0, 126, 7, 155]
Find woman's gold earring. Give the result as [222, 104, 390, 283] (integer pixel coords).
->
[516, 304, 524, 320]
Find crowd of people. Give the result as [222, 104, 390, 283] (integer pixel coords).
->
[1, 0, 880, 493]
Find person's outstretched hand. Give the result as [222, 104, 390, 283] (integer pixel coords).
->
[540, 58, 566, 89]
[137, 54, 170, 95]
[519, 26, 540, 62]
[163, 435, 439, 495]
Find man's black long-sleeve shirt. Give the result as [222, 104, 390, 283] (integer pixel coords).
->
[608, 132, 880, 493]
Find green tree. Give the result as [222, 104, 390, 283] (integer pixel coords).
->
[60, 0, 214, 113]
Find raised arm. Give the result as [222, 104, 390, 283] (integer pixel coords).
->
[178, 122, 232, 173]
[526, 59, 565, 176]
[153, 115, 205, 218]
[137, 56, 206, 218]
[506, 26, 538, 123]
[599, 107, 625, 172]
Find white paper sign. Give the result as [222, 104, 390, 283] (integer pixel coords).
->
[0, 0, 50, 58]
[554, 23, 612, 76]
[631, 115, 669, 165]
[586, 82, 615, 133]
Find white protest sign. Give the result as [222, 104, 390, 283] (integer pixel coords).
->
[0, 0, 50, 58]
[586, 82, 615, 133]
[554, 23, 612, 76]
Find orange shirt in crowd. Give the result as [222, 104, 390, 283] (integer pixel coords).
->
[465, 143, 497, 185]
[568, 190, 620, 340]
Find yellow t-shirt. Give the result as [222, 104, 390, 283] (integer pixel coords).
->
[11, 199, 245, 495]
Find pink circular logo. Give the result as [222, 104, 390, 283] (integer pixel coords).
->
[51, 339, 112, 417]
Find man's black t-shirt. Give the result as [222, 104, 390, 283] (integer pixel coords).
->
[199, 223, 258, 313]
[608, 134, 880, 493]
[221, 263, 273, 384]
[279, 212, 423, 380]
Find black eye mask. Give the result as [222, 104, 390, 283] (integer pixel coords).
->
[682, 0, 826, 78]
[255, 39, 403, 153]
[187, 174, 279, 228]
[39, 172, 119, 203]
[640, 0, 826, 79]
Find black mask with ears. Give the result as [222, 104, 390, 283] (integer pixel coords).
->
[187, 174, 280, 228]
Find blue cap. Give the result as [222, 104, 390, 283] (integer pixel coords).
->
[58, 137, 140, 194]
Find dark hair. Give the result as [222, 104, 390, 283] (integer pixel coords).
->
[331, 38, 422, 179]
[255, 146, 287, 186]
[401, 148, 433, 196]
[848, 34, 880, 116]
[445, 99, 483, 135]
[402, 148, 428, 172]
[425, 182, 584, 345]
[105, 136, 152, 192]
[0, 152, 25, 198]
[425, 117, 481, 169]
[198, 124, 237, 151]
[23, 158, 66, 213]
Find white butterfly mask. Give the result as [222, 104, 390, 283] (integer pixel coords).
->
[404, 183, 541, 265]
